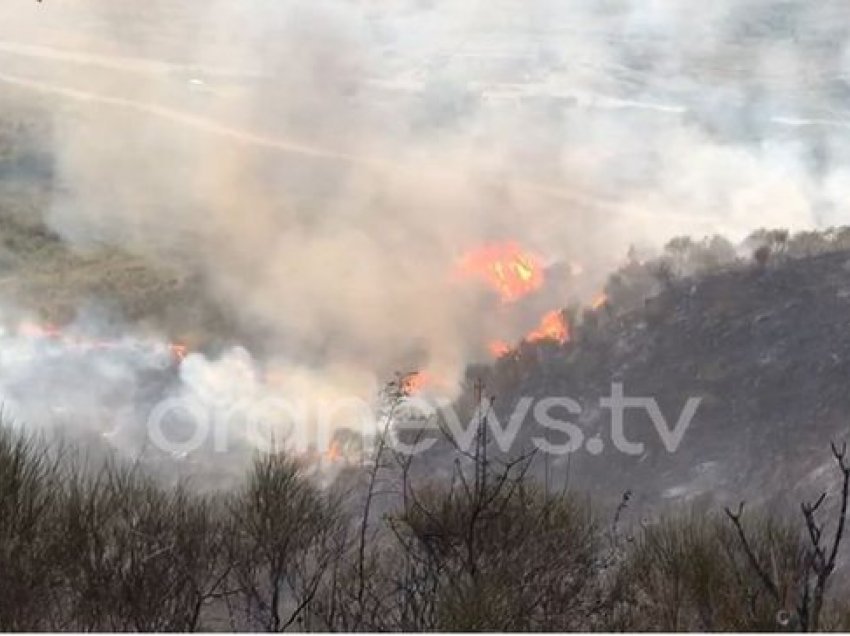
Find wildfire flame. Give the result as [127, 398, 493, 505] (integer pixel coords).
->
[592, 292, 608, 310]
[526, 310, 570, 344]
[18, 321, 63, 339]
[489, 340, 512, 358]
[324, 440, 343, 463]
[488, 310, 570, 358]
[169, 343, 189, 362]
[457, 241, 544, 303]
[401, 371, 432, 395]
[16, 321, 188, 364]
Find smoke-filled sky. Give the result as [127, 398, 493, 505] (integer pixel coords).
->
[2, 1, 850, 463]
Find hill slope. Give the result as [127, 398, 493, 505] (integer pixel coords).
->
[474, 248, 850, 513]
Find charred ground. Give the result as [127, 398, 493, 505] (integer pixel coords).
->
[466, 241, 850, 514]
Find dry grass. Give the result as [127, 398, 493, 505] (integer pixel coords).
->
[0, 111, 236, 344]
[2, 414, 850, 632]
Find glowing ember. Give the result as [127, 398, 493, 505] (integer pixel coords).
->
[18, 321, 63, 339]
[169, 343, 189, 362]
[325, 440, 343, 463]
[527, 310, 570, 344]
[15, 321, 188, 365]
[457, 241, 544, 303]
[488, 310, 570, 359]
[591, 292, 608, 310]
[401, 371, 432, 395]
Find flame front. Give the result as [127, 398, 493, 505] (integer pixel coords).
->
[457, 242, 544, 303]
[169, 343, 189, 362]
[488, 310, 570, 359]
[16, 321, 188, 364]
[18, 321, 63, 340]
[526, 310, 570, 344]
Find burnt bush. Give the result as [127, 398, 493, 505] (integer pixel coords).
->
[0, 419, 848, 632]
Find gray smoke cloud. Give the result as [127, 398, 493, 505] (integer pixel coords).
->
[1, 0, 850, 465]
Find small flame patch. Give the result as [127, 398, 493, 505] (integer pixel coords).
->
[457, 241, 544, 303]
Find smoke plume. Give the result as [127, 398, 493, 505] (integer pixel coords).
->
[1, 0, 849, 467]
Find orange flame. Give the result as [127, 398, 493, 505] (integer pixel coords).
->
[18, 321, 63, 339]
[591, 292, 608, 310]
[325, 440, 343, 463]
[169, 343, 189, 362]
[457, 242, 544, 303]
[489, 340, 512, 358]
[401, 371, 432, 395]
[489, 310, 570, 359]
[487, 310, 570, 358]
[17, 321, 188, 365]
[527, 310, 570, 344]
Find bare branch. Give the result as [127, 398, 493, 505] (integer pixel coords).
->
[724, 502, 781, 602]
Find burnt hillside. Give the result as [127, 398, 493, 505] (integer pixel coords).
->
[474, 248, 850, 513]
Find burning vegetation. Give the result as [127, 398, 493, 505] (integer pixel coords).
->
[456, 241, 574, 359]
[14, 320, 189, 365]
[488, 309, 571, 358]
[456, 241, 544, 304]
